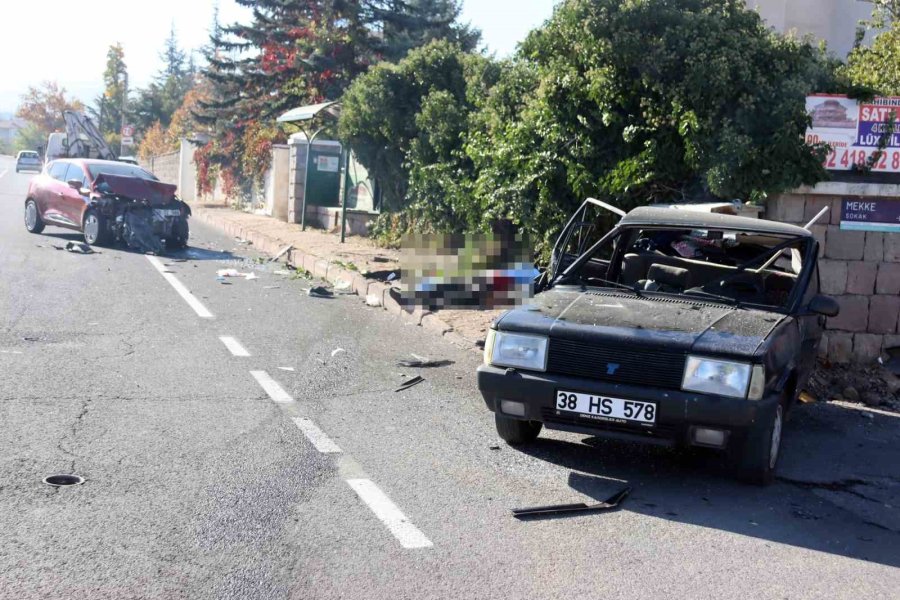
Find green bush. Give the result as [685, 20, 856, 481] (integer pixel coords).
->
[343, 0, 833, 253]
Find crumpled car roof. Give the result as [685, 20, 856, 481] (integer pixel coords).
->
[94, 173, 177, 205]
[622, 206, 811, 238]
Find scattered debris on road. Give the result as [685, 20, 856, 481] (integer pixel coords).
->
[235, 238, 253, 245]
[216, 269, 258, 283]
[334, 280, 354, 294]
[65, 242, 94, 254]
[512, 487, 631, 519]
[308, 286, 334, 299]
[397, 354, 453, 368]
[270, 245, 293, 262]
[395, 376, 425, 393]
[365, 294, 382, 307]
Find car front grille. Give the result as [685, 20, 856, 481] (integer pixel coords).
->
[547, 338, 686, 390]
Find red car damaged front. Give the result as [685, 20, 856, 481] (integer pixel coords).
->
[88, 172, 191, 254]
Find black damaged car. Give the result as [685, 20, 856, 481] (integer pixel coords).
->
[477, 202, 840, 485]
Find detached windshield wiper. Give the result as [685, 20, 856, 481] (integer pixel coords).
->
[683, 288, 743, 307]
[579, 277, 643, 297]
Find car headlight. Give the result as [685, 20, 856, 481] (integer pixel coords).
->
[487, 330, 548, 372]
[682, 356, 755, 399]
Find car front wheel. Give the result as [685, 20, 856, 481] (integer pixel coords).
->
[83, 209, 110, 246]
[495, 414, 543, 446]
[165, 218, 189, 250]
[731, 400, 784, 486]
[24, 199, 45, 233]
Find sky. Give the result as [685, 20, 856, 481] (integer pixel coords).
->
[0, 0, 558, 115]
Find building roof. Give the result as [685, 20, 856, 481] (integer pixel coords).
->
[620, 206, 812, 237]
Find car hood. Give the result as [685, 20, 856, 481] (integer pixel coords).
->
[94, 173, 177, 206]
[497, 287, 787, 358]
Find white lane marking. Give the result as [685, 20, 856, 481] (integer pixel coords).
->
[146, 255, 213, 319]
[250, 370, 294, 404]
[292, 417, 342, 454]
[219, 336, 250, 357]
[346, 479, 433, 549]
[0, 169, 8, 179]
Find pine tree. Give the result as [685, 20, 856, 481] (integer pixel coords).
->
[368, 0, 480, 61]
[95, 44, 129, 136]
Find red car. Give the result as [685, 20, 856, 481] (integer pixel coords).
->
[24, 158, 190, 253]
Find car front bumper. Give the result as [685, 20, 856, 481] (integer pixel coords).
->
[477, 365, 779, 449]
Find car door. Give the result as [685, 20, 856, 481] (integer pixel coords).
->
[39, 161, 72, 226]
[546, 198, 625, 286]
[59, 162, 91, 229]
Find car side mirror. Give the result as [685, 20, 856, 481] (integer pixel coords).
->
[808, 294, 840, 317]
[67, 179, 83, 190]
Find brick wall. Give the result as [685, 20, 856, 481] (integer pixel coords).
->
[767, 192, 900, 363]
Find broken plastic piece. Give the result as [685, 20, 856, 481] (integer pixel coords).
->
[397, 354, 453, 368]
[395, 376, 425, 393]
[387, 272, 398, 282]
[65, 242, 94, 254]
[217, 269, 255, 279]
[270, 245, 293, 263]
[308, 286, 334, 299]
[512, 487, 631, 518]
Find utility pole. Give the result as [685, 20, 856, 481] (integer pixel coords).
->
[119, 71, 128, 159]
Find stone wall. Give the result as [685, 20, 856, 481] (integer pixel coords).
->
[142, 151, 179, 187]
[767, 188, 900, 363]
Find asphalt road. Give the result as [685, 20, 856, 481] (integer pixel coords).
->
[0, 155, 898, 599]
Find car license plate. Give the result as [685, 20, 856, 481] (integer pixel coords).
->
[154, 209, 181, 218]
[555, 390, 657, 425]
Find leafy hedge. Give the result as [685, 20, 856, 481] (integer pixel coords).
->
[341, 0, 834, 252]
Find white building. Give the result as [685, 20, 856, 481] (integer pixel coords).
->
[0, 117, 25, 145]
[749, 0, 878, 57]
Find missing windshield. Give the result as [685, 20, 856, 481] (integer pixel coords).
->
[563, 226, 811, 309]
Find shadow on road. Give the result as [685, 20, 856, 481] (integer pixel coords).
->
[514, 401, 900, 568]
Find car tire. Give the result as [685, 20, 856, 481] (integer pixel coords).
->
[24, 199, 45, 234]
[730, 399, 785, 486]
[83, 209, 111, 246]
[495, 413, 543, 446]
[166, 218, 189, 250]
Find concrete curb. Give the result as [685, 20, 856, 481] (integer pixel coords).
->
[192, 207, 480, 354]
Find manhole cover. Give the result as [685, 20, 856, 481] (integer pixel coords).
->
[43, 474, 84, 487]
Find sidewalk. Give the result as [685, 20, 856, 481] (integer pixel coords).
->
[190, 204, 500, 351]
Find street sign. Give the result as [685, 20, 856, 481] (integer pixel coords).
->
[121, 125, 135, 137]
[840, 198, 900, 233]
[121, 136, 135, 146]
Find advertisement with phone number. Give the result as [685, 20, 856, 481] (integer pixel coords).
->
[806, 94, 900, 172]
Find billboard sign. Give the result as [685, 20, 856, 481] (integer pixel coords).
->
[806, 94, 900, 172]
